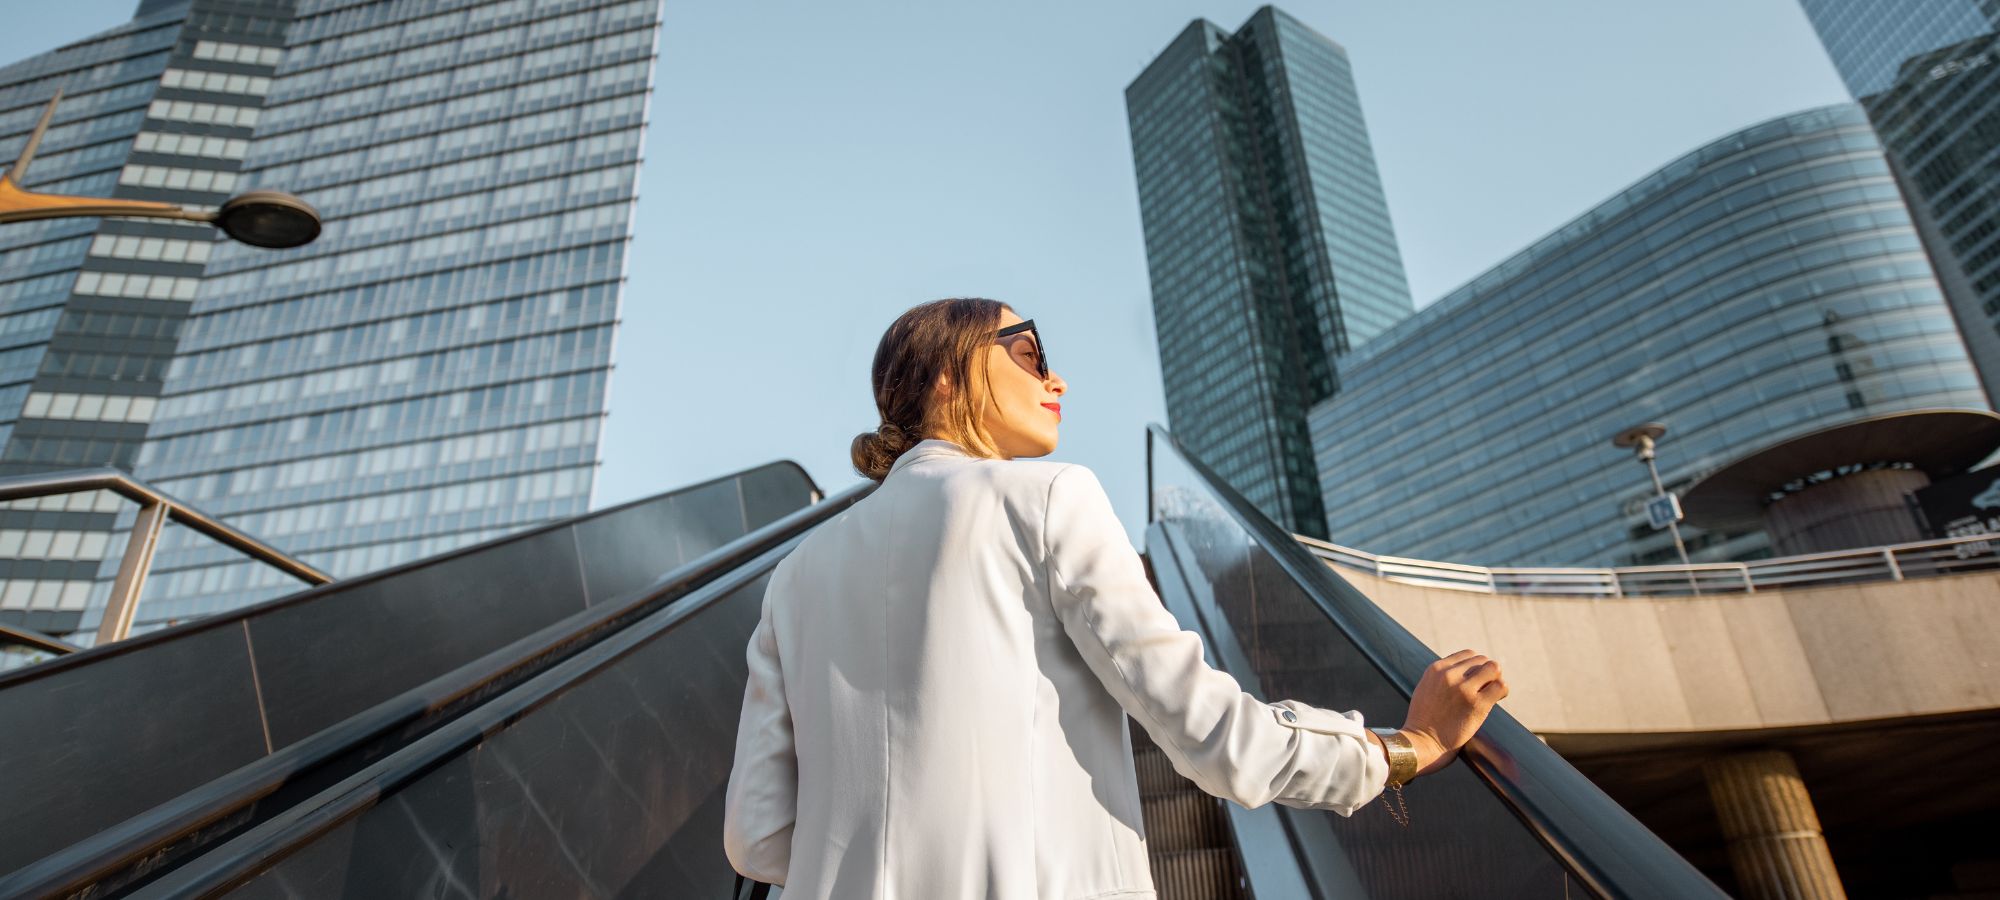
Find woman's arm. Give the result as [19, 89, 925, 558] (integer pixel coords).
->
[722, 590, 797, 885]
[1043, 464, 1389, 815]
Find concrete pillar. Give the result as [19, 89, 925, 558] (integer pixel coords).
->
[1703, 750, 1848, 900]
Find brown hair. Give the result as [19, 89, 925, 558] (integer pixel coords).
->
[851, 298, 1009, 482]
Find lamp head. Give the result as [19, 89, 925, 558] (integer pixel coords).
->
[1612, 422, 1667, 462]
[213, 190, 320, 248]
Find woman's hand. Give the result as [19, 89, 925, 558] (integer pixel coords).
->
[1399, 649, 1508, 777]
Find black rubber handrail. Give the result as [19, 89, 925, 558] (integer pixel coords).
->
[1145, 423, 1726, 899]
[0, 459, 819, 691]
[133, 506, 827, 897]
[0, 478, 867, 900]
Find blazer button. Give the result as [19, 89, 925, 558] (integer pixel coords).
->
[1281, 710, 1298, 723]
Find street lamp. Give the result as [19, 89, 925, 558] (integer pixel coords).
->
[1612, 421, 1700, 593]
[0, 90, 319, 248]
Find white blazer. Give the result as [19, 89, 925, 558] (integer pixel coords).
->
[724, 438, 1389, 899]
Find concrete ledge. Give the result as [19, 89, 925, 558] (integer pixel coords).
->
[1340, 565, 2000, 735]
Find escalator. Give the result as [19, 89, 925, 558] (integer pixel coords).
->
[2, 428, 1725, 898]
[1140, 424, 1725, 898]
[0, 461, 836, 898]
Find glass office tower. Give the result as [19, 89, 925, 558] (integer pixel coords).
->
[1796, 1, 2000, 405]
[0, 0, 658, 638]
[1125, 6, 1413, 539]
[0, 0, 286, 637]
[1309, 106, 1987, 567]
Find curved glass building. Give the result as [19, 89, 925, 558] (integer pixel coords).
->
[1308, 105, 1989, 567]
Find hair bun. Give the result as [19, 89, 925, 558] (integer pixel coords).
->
[852, 297, 1006, 482]
[851, 421, 916, 482]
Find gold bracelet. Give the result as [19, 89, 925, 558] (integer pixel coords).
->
[1369, 727, 1417, 827]
[1369, 727, 1419, 785]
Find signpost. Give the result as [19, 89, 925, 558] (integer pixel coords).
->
[1613, 422, 1700, 594]
[1646, 492, 1683, 531]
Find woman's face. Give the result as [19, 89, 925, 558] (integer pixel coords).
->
[961, 307, 1067, 458]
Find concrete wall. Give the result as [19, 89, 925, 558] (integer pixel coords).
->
[1341, 566, 2000, 735]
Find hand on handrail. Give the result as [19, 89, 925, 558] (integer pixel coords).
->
[1399, 648, 1508, 777]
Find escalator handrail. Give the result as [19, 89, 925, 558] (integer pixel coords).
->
[133, 504, 824, 898]
[0, 459, 820, 691]
[1145, 423, 1726, 899]
[0, 478, 868, 900]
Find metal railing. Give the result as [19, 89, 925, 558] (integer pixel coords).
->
[1299, 530, 2000, 597]
[0, 468, 330, 650]
[0, 622, 78, 655]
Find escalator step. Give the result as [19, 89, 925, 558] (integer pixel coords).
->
[1128, 722, 1249, 898]
[1140, 791, 1231, 853]
[1147, 847, 1247, 900]
[1133, 744, 1184, 795]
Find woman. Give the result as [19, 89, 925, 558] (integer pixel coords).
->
[724, 298, 1507, 898]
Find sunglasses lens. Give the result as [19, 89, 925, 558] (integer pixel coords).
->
[997, 322, 1047, 379]
[1010, 338, 1041, 377]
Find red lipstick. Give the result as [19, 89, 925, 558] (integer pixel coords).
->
[1042, 402, 1061, 420]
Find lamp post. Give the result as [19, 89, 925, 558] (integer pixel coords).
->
[1613, 422, 1700, 594]
[0, 90, 319, 248]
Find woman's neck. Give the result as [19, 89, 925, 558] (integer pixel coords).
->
[921, 431, 1009, 460]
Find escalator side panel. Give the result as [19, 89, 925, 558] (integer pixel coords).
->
[0, 462, 814, 879]
[0, 624, 271, 881]
[251, 524, 590, 750]
[574, 476, 737, 607]
[189, 564, 776, 898]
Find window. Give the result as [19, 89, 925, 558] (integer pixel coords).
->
[132, 131, 250, 160]
[87, 233, 213, 264]
[147, 99, 261, 127]
[22, 392, 156, 423]
[73, 271, 202, 300]
[118, 164, 241, 194]
[191, 40, 284, 67]
[161, 68, 273, 96]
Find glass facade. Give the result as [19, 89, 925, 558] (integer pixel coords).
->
[1125, 6, 1412, 540]
[1798, 1, 2000, 406]
[0, 0, 658, 638]
[0, 2, 239, 638]
[1309, 106, 1988, 567]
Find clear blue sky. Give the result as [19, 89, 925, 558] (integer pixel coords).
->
[4, 1, 1851, 543]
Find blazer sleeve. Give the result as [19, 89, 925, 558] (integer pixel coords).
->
[1043, 464, 1389, 815]
[722, 579, 796, 885]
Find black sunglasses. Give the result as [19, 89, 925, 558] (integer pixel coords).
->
[995, 319, 1049, 380]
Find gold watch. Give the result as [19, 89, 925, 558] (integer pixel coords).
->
[1369, 727, 1420, 786]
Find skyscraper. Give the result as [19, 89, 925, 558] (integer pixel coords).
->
[1796, 1, 2000, 405]
[0, 0, 658, 638]
[1125, 6, 1412, 539]
[1308, 106, 1986, 567]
